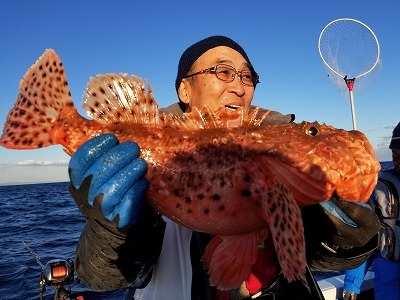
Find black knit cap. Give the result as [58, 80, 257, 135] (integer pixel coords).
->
[175, 35, 257, 92]
[390, 122, 400, 149]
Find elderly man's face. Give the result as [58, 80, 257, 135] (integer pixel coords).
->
[179, 46, 255, 115]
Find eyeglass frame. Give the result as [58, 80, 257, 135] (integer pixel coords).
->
[183, 64, 260, 87]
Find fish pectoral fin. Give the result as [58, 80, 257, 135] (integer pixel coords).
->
[261, 182, 306, 282]
[202, 233, 259, 291]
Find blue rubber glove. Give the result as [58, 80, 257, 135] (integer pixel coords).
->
[69, 133, 149, 228]
[318, 200, 363, 228]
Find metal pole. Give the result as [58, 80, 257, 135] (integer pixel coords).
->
[344, 77, 357, 130]
[349, 89, 357, 130]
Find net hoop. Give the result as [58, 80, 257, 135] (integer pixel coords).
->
[318, 18, 380, 79]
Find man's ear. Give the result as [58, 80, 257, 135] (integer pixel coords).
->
[178, 79, 191, 104]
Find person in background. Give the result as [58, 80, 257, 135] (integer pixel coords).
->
[343, 122, 400, 300]
[68, 35, 380, 300]
[342, 257, 374, 299]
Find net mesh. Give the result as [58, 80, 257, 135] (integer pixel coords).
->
[319, 19, 381, 97]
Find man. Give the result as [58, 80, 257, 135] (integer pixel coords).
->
[69, 36, 379, 300]
[343, 122, 400, 300]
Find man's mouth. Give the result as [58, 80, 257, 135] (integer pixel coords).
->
[225, 105, 240, 111]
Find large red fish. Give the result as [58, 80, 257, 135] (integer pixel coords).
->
[0, 49, 380, 290]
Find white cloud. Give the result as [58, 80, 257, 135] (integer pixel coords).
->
[16, 160, 69, 167]
[364, 125, 396, 133]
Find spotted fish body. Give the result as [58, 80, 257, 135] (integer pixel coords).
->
[0, 49, 381, 290]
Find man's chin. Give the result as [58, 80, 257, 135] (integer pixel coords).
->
[224, 107, 244, 128]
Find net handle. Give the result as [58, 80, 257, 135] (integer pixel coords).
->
[318, 18, 381, 79]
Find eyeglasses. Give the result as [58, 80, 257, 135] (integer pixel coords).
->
[184, 64, 260, 87]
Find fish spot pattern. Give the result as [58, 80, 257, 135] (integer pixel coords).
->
[264, 183, 305, 281]
[1, 50, 73, 149]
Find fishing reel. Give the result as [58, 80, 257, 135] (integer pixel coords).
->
[41, 259, 75, 286]
[22, 240, 82, 300]
[39, 259, 76, 299]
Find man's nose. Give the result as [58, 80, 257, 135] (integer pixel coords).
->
[229, 74, 246, 95]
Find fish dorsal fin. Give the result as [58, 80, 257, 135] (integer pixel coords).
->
[245, 107, 271, 126]
[83, 73, 160, 125]
[163, 106, 271, 130]
[0, 49, 74, 149]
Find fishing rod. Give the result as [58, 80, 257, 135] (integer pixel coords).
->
[22, 240, 45, 269]
[22, 240, 83, 300]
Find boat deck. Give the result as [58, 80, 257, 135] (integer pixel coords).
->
[316, 271, 375, 300]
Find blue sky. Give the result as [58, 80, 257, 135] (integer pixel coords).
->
[0, 1, 399, 184]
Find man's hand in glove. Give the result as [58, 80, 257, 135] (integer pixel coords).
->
[302, 197, 380, 271]
[68, 133, 149, 228]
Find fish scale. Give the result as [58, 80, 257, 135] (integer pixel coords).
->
[0, 49, 381, 290]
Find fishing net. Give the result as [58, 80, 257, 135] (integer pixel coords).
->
[318, 18, 381, 129]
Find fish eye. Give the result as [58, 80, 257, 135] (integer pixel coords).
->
[306, 126, 319, 136]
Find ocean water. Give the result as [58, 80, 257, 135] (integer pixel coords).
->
[0, 161, 393, 299]
[0, 182, 125, 300]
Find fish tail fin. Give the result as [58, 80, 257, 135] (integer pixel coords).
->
[0, 49, 75, 149]
[82, 73, 160, 125]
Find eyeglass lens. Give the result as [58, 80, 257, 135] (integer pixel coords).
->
[215, 65, 255, 86]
